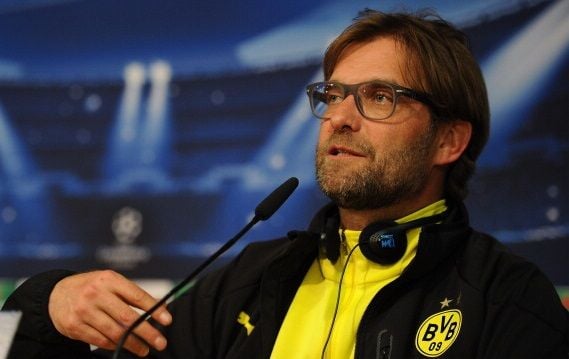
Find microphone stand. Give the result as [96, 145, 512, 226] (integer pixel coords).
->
[112, 177, 298, 358]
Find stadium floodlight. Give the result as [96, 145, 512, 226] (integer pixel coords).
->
[103, 62, 146, 179]
[140, 60, 172, 166]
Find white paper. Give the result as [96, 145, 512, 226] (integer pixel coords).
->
[0, 311, 22, 359]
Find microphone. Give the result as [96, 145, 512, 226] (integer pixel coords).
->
[112, 177, 299, 358]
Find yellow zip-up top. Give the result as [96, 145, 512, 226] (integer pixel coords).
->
[271, 200, 447, 359]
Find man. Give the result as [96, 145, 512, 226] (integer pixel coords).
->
[4, 9, 568, 359]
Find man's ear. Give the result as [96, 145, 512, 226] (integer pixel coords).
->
[433, 120, 472, 166]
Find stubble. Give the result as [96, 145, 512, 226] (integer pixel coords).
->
[315, 125, 437, 210]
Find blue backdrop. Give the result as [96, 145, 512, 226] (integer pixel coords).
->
[0, 0, 567, 296]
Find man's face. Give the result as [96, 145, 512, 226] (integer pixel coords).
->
[315, 37, 439, 210]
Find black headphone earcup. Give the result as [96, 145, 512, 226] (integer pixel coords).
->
[359, 222, 407, 265]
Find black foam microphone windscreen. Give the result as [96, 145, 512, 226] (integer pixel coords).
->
[255, 177, 299, 220]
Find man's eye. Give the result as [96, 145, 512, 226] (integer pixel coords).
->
[326, 93, 344, 104]
[363, 89, 393, 105]
[374, 93, 390, 103]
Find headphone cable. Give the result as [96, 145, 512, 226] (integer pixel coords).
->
[320, 243, 359, 359]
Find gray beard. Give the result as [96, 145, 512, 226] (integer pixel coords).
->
[315, 128, 436, 210]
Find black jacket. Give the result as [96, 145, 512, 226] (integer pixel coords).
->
[4, 202, 569, 358]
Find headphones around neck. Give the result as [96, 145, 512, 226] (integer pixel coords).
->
[319, 209, 448, 265]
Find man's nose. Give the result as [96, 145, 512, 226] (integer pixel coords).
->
[328, 95, 362, 132]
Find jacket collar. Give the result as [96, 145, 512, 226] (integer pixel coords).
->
[401, 201, 472, 280]
[266, 200, 472, 294]
[299, 200, 472, 280]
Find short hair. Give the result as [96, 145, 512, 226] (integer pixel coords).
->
[323, 9, 490, 200]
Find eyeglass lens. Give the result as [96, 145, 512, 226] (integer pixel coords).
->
[310, 82, 396, 120]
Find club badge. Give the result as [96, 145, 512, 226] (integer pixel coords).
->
[415, 306, 462, 357]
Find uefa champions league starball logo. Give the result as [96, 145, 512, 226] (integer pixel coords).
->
[112, 207, 143, 245]
[96, 206, 151, 269]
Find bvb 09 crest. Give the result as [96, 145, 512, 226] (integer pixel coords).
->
[415, 309, 462, 357]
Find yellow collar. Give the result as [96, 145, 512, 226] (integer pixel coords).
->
[319, 199, 447, 285]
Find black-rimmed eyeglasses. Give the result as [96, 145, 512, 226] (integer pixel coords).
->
[305, 80, 436, 121]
